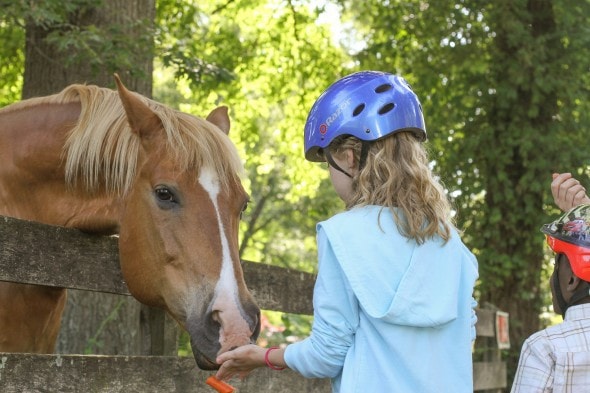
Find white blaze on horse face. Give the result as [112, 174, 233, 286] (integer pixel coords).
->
[198, 167, 251, 349]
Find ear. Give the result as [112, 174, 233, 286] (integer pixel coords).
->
[114, 73, 162, 141]
[206, 106, 231, 135]
[568, 275, 584, 292]
[345, 149, 357, 172]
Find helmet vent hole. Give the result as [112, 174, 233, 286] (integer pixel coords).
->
[375, 83, 392, 93]
[378, 103, 395, 115]
[352, 104, 365, 117]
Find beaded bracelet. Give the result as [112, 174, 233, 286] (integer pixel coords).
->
[264, 346, 286, 370]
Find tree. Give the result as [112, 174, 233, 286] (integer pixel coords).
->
[467, 0, 590, 379]
[153, 0, 351, 272]
[336, 0, 590, 385]
[0, 2, 25, 106]
[22, 0, 154, 96]
[151, 0, 355, 340]
[1, 0, 348, 355]
[7, 1, 589, 387]
[2, 0, 162, 355]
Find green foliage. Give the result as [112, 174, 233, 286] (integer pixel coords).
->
[337, 0, 590, 383]
[83, 298, 125, 354]
[237, 310, 313, 348]
[5, 2, 590, 385]
[336, 0, 590, 287]
[45, 19, 154, 78]
[0, 0, 154, 82]
[153, 0, 350, 272]
[0, 0, 347, 274]
[1, 0, 99, 27]
[155, 0, 237, 86]
[151, 0, 355, 350]
[0, 12, 24, 105]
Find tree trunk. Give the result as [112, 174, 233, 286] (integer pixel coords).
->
[23, 0, 153, 97]
[21, 0, 178, 356]
[478, 0, 560, 387]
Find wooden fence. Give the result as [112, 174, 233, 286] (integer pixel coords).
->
[0, 215, 506, 392]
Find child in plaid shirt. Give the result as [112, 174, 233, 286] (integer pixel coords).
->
[512, 204, 590, 392]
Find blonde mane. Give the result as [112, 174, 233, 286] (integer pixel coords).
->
[8, 84, 244, 195]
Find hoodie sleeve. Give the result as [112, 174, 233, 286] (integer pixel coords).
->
[284, 227, 359, 378]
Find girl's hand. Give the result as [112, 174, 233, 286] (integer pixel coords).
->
[551, 173, 590, 211]
[215, 344, 266, 381]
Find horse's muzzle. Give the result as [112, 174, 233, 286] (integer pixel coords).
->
[192, 347, 220, 370]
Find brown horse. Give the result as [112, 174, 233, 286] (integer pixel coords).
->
[0, 75, 260, 370]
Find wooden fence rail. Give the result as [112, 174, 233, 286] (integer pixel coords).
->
[0, 215, 506, 392]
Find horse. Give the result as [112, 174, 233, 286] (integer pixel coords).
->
[0, 74, 260, 370]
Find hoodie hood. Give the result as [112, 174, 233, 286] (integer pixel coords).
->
[318, 206, 478, 328]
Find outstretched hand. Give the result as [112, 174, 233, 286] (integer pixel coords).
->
[215, 344, 267, 381]
[551, 173, 590, 212]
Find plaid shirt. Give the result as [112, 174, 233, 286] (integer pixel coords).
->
[511, 303, 590, 393]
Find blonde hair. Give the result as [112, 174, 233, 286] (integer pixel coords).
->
[328, 133, 453, 244]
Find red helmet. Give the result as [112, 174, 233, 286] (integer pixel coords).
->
[541, 204, 590, 281]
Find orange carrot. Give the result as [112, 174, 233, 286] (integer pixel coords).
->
[206, 376, 235, 393]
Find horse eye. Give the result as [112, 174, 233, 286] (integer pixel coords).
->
[155, 187, 176, 203]
[240, 200, 249, 220]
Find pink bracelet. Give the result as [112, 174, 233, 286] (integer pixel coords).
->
[264, 346, 286, 370]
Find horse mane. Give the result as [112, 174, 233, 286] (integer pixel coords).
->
[9, 84, 244, 195]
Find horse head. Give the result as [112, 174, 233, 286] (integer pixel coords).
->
[114, 76, 260, 369]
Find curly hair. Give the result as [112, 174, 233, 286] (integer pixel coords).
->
[327, 132, 453, 244]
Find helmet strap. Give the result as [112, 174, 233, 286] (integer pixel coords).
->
[553, 254, 590, 318]
[325, 150, 352, 178]
[324, 141, 371, 179]
[553, 266, 569, 318]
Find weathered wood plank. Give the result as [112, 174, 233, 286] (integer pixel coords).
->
[0, 215, 507, 392]
[0, 215, 126, 294]
[473, 361, 507, 390]
[0, 215, 315, 314]
[475, 308, 496, 338]
[0, 216, 179, 356]
[0, 353, 503, 392]
[242, 262, 315, 315]
[0, 215, 506, 324]
[0, 353, 331, 393]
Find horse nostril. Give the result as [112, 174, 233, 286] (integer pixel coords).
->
[229, 346, 238, 351]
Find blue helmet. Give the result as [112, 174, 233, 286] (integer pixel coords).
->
[304, 71, 427, 162]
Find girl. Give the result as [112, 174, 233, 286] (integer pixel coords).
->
[216, 71, 479, 392]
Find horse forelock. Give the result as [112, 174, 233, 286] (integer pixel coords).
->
[57, 84, 243, 196]
[154, 107, 245, 191]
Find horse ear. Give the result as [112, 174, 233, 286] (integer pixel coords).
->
[114, 74, 161, 139]
[206, 106, 231, 135]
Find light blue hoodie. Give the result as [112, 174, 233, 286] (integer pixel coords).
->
[284, 205, 478, 392]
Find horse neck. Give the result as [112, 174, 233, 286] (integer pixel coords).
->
[0, 101, 122, 234]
